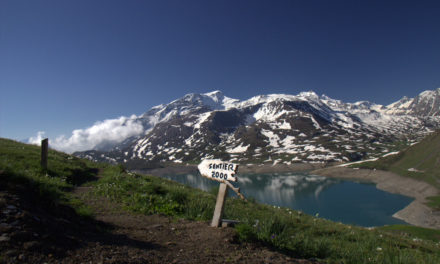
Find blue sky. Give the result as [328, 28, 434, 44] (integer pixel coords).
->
[1, 0, 440, 143]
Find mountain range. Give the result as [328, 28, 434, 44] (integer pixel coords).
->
[74, 88, 440, 168]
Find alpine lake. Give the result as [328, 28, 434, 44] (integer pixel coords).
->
[149, 170, 413, 227]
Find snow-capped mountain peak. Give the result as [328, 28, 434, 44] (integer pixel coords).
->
[386, 96, 412, 109]
[202, 90, 224, 101]
[178, 90, 240, 110]
[75, 88, 440, 167]
[202, 90, 241, 109]
[384, 87, 440, 116]
[298, 91, 320, 101]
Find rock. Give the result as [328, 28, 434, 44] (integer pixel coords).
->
[10, 220, 20, 226]
[5, 249, 17, 256]
[0, 223, 12, 233]
[234, 254, 243, 261]
[148, 224, 163, 230]
[23, 241, 39, 250]
[11, 231, 32, 241]
[0, 234, 10, 242]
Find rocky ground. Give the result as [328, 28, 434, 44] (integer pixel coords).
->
[0, 170, 320, 264]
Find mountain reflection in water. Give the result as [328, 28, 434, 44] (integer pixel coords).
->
[152, 171, 413, 227]
[238, 173, 334, 206]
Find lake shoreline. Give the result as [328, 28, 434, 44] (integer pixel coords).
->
[137, 163, 440, 229]
[311, 167, 440, 230]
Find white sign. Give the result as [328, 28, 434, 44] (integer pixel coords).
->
[198, 159, 238, 183]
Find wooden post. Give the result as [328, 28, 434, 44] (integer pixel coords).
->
[41, 138, 48, 170]
[211, 183, 228, 227]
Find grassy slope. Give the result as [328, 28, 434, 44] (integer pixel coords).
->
[2, 138, 440, 263]
[0, 138, 99, 216]
[352, 130, 440, 208]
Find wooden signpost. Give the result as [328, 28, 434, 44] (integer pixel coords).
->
[198, 159, 245, 227]
[41, 138, 48, 170]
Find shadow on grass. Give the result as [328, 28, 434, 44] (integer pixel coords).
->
[0, 169, 162, 261]
[65, 167, 100, 186]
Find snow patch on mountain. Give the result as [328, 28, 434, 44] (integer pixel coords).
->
[226, 143, 250, 153]
[194, 112, 212, 129]
[68, 88, 440, 166]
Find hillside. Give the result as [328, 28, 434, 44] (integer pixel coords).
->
[354, 130, 440, 187]
[353, 130, 440, 209]
[2, 138, 440, 263]
[74, 89, 440, 168]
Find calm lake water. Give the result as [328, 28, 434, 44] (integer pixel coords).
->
[155, 171, 413, 227]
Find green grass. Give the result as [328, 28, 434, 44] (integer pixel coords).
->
[0, 138, 98, 216]
[426, 196, 440, 210]
[93, 166, 440, 263]
[93, 166, 216, 219]
[2, 138, 440, 263]
[378, 225, 440, 243]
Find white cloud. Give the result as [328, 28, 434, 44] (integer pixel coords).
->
[28, 131, 47, 145]
[28, 115, 144, 153]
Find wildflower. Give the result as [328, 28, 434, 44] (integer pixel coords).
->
[271, 234, 276, 240]
[376, 247, 382, 251]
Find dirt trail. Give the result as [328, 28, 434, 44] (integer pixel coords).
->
[1, 170, 319, 263]
[71, 183, 318, 264]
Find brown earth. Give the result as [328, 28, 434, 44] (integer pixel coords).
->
[0, 171, 320, 264]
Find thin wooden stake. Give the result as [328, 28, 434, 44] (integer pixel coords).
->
[224, 181, 246, 201]
[41, 138, 48, 170]
[211, 183, 228, 227]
